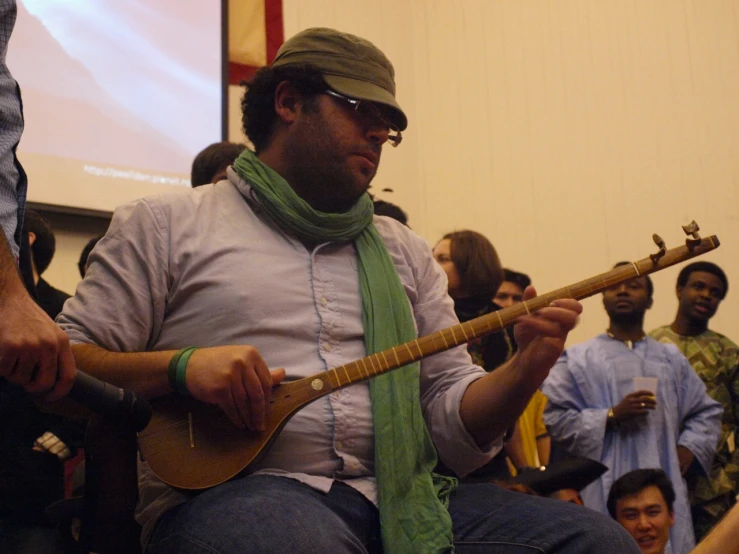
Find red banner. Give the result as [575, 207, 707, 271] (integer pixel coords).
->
[228, 0, 284, 85]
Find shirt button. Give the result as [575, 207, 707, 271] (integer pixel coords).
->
[321, 297, 328, 306]
[324, 344, 332, 352]
[336, 441, 343, 449]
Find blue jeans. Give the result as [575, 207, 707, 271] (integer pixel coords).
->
[147, 475, 639, 553]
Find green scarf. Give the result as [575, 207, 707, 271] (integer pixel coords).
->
[233, 150, 456, 553]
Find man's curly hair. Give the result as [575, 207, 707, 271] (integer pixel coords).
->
[241, 64, 327, 153]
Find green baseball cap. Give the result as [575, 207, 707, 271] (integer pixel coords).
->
[271, 28, 408, 131]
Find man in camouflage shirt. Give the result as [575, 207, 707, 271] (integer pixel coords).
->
[650, 261, 739, 541]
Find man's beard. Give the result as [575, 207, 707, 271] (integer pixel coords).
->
[299, 160, 370, 213]
[284, 121, 375, 213]
[607, 310, 645, 327]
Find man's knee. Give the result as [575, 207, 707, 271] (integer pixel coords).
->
[148, 476, 373, 553]
[559, 506, 640, 553]
[449, 484, 639, 553]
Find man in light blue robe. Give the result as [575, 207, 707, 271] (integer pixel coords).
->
[543, 265, 722, 554]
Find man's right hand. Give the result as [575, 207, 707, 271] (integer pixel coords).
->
[184, 345, 286, 431]
[0, 289, 76, 401]
[611, 390, 657, 423]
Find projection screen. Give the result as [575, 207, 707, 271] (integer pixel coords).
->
[7, 0, 227, 215]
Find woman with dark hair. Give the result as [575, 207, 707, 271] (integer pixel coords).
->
[433, 230, 523, 478]
[432, 230, 511, 370]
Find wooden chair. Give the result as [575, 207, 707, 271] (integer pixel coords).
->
[46, 412, 142, 554]
[81, 414, 142, 553]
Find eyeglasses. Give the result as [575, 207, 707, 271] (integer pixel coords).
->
[323, 89, 403, 147]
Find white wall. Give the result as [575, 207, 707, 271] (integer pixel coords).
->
[48, 0, 739, 346]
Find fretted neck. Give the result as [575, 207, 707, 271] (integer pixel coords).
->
[319, 236, 719, 392]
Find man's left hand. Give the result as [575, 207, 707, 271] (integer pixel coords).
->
[677, 445, 695, 476]
[512, 286, 583, 381]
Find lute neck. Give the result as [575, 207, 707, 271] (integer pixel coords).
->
[321, 236, 719, 392]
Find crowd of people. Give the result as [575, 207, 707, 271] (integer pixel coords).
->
[1, 6, 738, 553]
[430, 228, 736, 554]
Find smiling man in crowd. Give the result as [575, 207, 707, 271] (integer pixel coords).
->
[608, 469, 676, 554]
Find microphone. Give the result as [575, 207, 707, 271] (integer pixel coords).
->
[68, 371, 152, 432]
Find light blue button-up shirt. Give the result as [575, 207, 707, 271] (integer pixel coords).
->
[58, 169, 501, 543]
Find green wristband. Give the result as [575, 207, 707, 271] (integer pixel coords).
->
[168, 347, 197, 395]
[168, 348, 186, 390]
[175, 347, 198, 396]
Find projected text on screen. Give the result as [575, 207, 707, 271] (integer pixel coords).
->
[8, 0, 224, 214]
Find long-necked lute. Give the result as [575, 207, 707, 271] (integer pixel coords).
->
[138, 223, 719, 490]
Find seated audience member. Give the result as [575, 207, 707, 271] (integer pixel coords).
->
[77, 235, 103, 278]
[649, 261, 739, 541]
[512, 455, 608, 505]
[493, 268, 531, 356]
[190, 141, 247, 187]
[543, 263, 722, 554]
[494, 268, 530, 308]
[493, 268, 551, 473]
[56, 27, 639, 553]
[372, 197, 408, 226]
[22, 209, 70, 319]
[608, 469, 676, 554]
[0, 378, 82, 519]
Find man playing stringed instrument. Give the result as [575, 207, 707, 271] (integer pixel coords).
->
[57, 28, 640, 553]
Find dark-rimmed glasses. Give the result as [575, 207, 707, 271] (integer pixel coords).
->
[323, 89, 403, 147]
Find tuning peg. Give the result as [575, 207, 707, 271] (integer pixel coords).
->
[682, 220, 702, 249]
[650, 234, 667, 265]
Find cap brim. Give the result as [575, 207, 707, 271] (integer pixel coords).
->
[511, 457, 609, 497]
[323, 74, 408, 131]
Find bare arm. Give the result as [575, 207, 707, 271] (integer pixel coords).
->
[460, 354, 542, 446]
[71, 343, 285, 431]
[71, 343, 174, 398]
[0, 4, 75, 397]
[0, 233, 75, 400]
[691, 502, 739, 554]
[460, 290, 582, 446]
